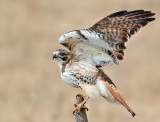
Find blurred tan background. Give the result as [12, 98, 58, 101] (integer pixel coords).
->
[0, 0, 159, 122]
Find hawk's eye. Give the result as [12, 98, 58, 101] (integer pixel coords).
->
[60, 53, 65, 56]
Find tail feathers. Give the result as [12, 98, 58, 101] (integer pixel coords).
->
[116, 91, 136, 117]
[105, 84, 136, 117]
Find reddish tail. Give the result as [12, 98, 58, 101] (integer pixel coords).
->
[105, 84, 136, 117]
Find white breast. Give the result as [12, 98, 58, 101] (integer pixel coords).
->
[61, 70, 79, 88]
[61, 60, 98, 88]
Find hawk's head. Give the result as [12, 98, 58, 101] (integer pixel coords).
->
[52, 49, 69, 67]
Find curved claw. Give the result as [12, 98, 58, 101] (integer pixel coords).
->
[73, 108, 77, 115]
[85, 107, 89, 111]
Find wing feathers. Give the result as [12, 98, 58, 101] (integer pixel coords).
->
[107, 10, 127, 18]
[90, 10, 155, 62]
[59, 10, 155, 67]
[90, 10, 155, 43]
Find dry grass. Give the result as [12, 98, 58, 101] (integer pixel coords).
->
[0, 0, 160, 122]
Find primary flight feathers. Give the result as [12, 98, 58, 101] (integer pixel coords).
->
[90, 10, 155, 61]
[90, 10, 155, 46]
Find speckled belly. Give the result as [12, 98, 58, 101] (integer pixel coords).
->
[61, 61, 98, 88]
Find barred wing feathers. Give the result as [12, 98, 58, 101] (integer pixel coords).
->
[90, 10, 155, 60]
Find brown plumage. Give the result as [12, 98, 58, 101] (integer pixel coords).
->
[90, 10, 155, 60]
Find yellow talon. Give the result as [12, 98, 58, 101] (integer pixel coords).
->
[73, 103, 88, 114]
[73, 95, 90, 115]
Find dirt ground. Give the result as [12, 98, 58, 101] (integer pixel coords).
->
[0, 0, 160, 122]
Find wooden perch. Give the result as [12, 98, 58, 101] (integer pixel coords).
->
[74, 94, 88, 122]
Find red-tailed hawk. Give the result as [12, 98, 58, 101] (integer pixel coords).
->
[52, 10, 155, 117]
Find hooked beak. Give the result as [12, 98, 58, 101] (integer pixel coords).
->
[52, 55, 57, 60]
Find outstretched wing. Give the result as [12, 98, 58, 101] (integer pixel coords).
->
[90, 10, 155, 61]
[59, 10, 155, 67]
